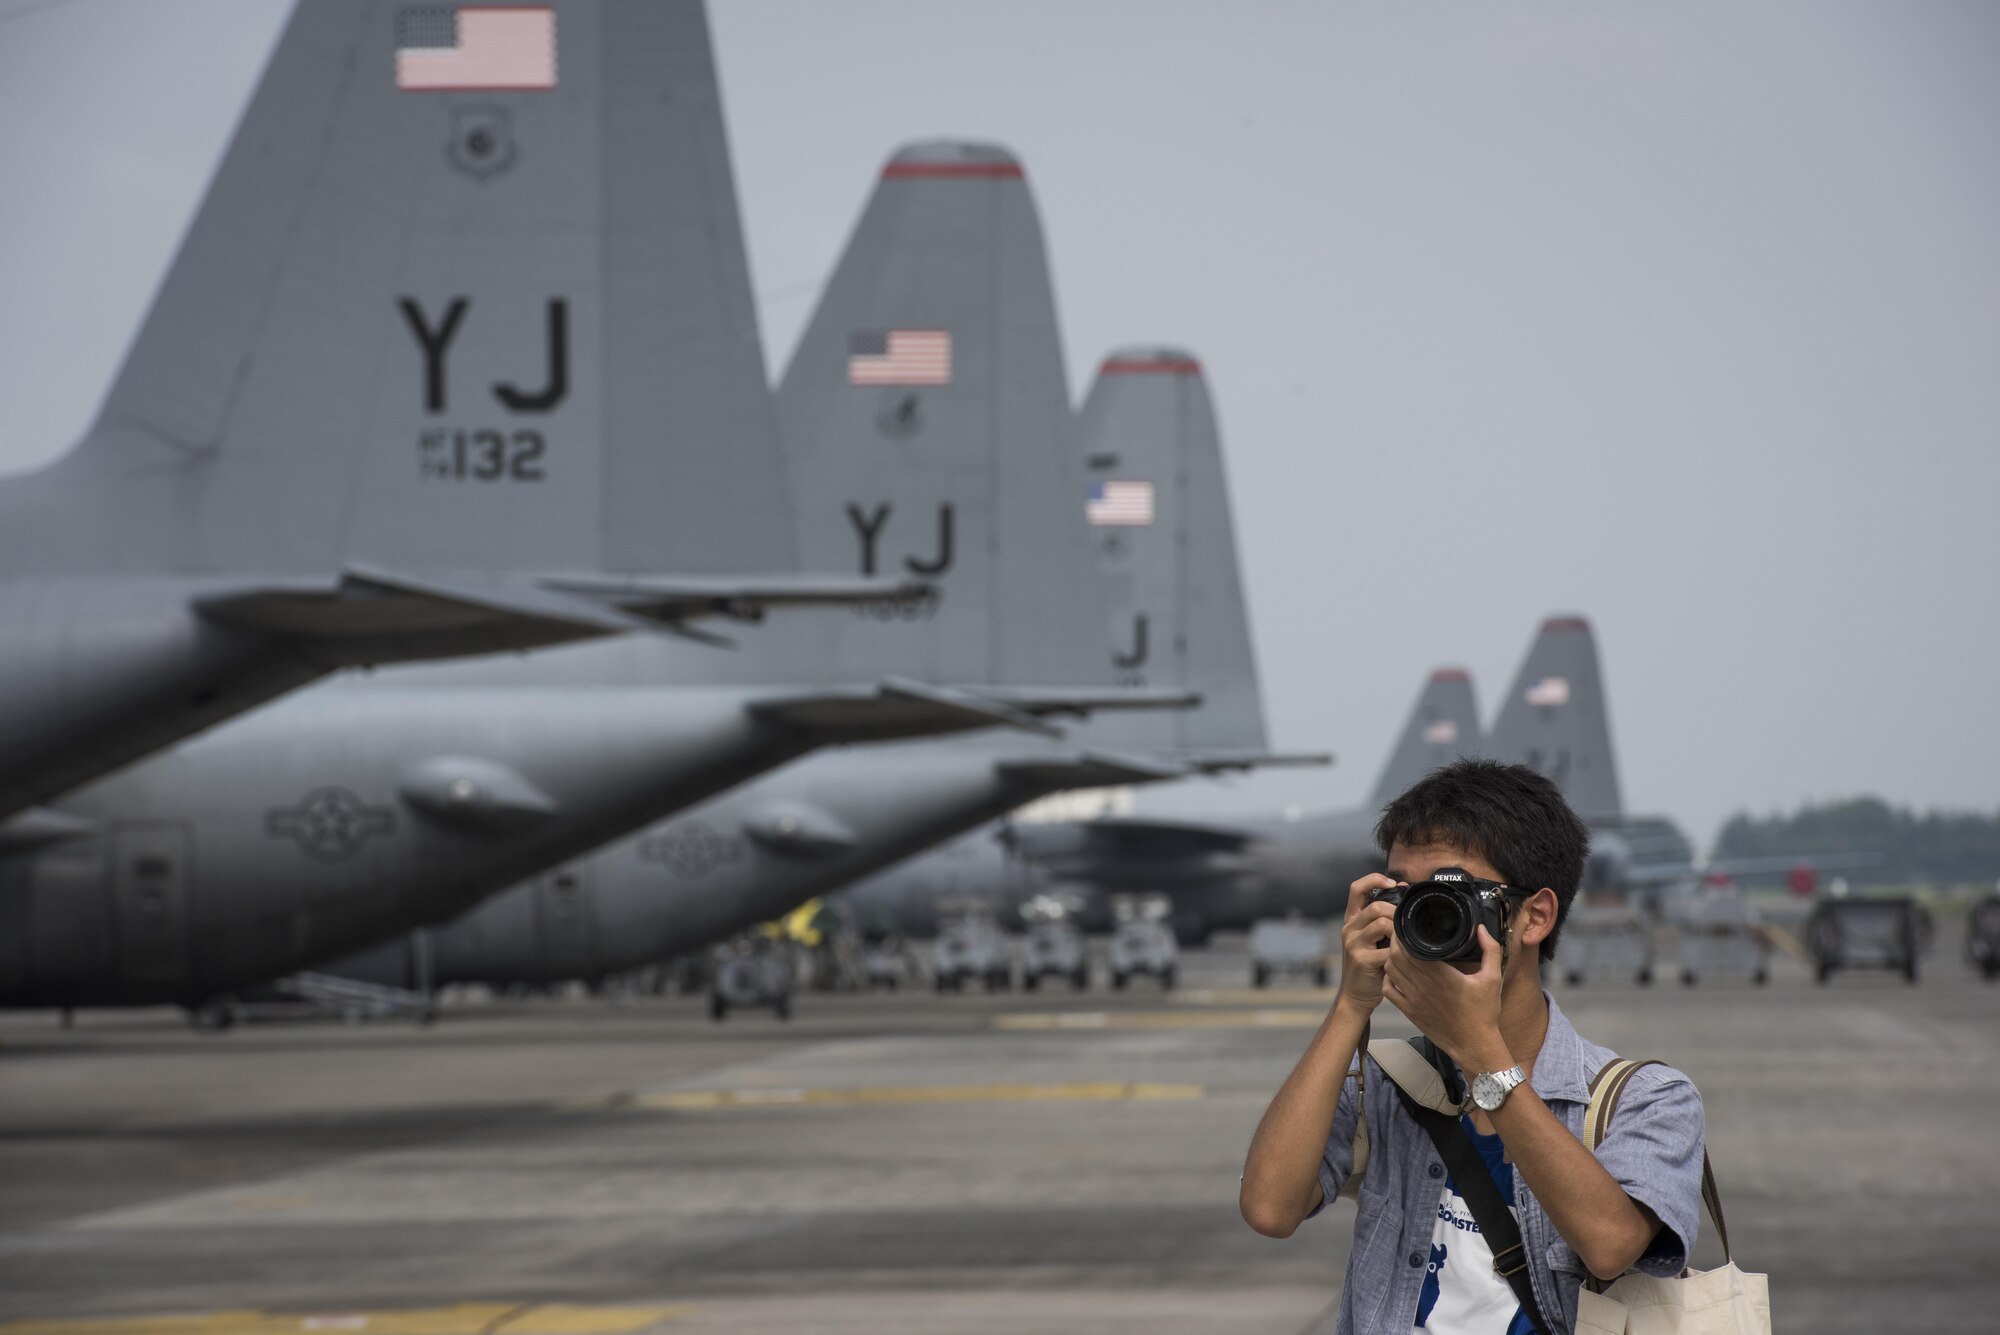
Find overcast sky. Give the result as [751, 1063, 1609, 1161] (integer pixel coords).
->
[3, 0, 1996, 847]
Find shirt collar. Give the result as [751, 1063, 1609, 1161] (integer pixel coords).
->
[1528, 989, 1592, 1104]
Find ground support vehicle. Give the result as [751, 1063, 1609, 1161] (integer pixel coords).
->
[1108, 918, 1179, 989]
[1021, 919, 1089, 991]
[709, 938, 795, 1020]
[1969, 895, 2000, 981]
[1676, 887, 1770, 985]
[933, 911, 1014, 992]
[1248, 917, 1330, 989]
[1806, 896, 1921, 984]
[1560, 901, 1658, 986]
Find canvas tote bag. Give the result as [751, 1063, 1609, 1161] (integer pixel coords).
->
[1574, 1059, 1772, 1335]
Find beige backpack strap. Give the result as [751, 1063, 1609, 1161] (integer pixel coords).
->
[1584, 1057, 1660, 1149]
[1337, 1036, 1473, 1202]
[1585, 1057, 1733, 1264]
[1368, 1037, 1466, 1115]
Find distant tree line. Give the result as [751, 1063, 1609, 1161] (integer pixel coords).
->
[1712, 797, 2000, 888]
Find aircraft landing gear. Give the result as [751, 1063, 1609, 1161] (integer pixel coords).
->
[186, 998, 238, 1033]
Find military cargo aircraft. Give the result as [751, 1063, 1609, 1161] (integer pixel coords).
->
[0, 24, 1189, 1014]
[914, 616, 1700, 942]
[0, 0, 936, 828]
[839, 661, 1481, 939]
[311, 142, 1318, 997]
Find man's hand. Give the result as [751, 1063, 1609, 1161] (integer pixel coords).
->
[1384, 925, 1510, 1072]
[1337, 874, 1399, 1017]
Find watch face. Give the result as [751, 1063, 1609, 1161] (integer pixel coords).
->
[1473, 1069, 1517, 1111]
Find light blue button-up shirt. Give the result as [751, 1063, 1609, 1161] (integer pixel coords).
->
[1311, 993, 1705, 1334]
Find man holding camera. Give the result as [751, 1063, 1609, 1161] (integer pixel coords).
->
[1240, 760, 1706, 1334]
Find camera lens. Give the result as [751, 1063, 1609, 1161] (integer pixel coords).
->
[1398, 886, 1473, 961]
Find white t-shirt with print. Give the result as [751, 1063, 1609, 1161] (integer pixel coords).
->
[1412, 1118, 1539, 1334]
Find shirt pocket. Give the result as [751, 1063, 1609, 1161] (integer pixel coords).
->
[1546, 1235, 1586, 1281]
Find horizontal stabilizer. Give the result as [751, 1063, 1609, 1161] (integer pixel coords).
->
[971, 685, 1202, 718]
[0, 807, 99, 855]
[749, 679, 1061, 742]
[538, 572, 934, 621]
[1169, 749, 1334, 775]
[197, 568, 647, 646]
[994, 750, 1191, 789]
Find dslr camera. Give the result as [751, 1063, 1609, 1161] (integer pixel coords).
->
[1367, 867, 1531, 964]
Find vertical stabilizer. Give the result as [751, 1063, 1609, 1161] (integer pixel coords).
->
[1368, 669, 1482, 808]
[1486, 616, 1623, 819]
[761, 141, 1112, 687]
[1, 0, 792, 579]
[1076, 348, 1267, 751]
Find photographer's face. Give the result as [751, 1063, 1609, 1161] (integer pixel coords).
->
[1385, 838, 1557, 979]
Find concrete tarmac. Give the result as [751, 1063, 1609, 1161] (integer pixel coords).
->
[0, 932, 1993, 1333]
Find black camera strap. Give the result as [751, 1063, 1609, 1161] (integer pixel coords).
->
[1393, 1039, 1552, 1335]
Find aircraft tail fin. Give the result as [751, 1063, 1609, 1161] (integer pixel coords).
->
[1486, 616, 1624, 819]
[1075, 348, 1270, 753]
[2, 0, 795, 581]
[1368, 668, 1484, 809]
[760, 141, 1114, 687]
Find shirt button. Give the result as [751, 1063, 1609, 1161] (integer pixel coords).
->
[1408, 1251, 1424, 1268]
[1428, 1163, 1444, 1179]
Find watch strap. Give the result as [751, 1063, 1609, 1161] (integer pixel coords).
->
[1476, 1064, 1526, 1109]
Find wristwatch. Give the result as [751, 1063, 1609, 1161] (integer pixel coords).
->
[1470, 1065, 1527, 1112]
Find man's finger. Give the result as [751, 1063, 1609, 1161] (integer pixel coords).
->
[1346, 874, 1396, 914]
[1476, 924, 1503, 975]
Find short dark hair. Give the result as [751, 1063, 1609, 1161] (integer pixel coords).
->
[1373, 759, 1590, 960]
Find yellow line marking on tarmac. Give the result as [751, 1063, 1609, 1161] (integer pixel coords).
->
[499, 1308, 696, 1334]
[593, 1081, 1202, 1111]
[995, 1009, 1325, 1031]
[1761, 923, 1811, 963]
[0, 1303, 693, 1335]
[1174, 987, 1338, 1006]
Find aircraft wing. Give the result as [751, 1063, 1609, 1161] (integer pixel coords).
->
[1700, 851, 1883, 877]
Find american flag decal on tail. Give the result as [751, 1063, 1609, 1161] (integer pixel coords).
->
[1524, 676, 1571, 708]
[848, 330, 952, 386]
[396, 6, 557, 91]
[1088, 480, 1155, 526]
